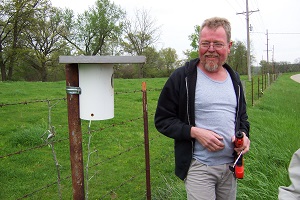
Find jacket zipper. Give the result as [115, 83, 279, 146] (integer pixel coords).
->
[185, 77, 191, 126]
[185, 76, 194, 181]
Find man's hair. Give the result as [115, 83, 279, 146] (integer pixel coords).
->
[199, 17, 231, 43]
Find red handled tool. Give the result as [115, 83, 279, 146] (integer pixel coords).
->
[229, 131, 244, 179]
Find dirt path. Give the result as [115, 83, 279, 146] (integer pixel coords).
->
[291, 74, 300, 83]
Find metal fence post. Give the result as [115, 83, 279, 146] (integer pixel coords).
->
[65, 63, 85, 199]
[142, 82, 151, 199]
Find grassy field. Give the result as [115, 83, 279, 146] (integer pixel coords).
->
[0, 72, 299, 199]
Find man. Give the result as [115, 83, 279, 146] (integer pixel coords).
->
[154, 17, 250, 200]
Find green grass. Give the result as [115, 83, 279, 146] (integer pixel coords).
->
[238, 73, 300, 199]
[0, 73, 299, 199]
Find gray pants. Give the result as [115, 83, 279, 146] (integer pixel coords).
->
[185, 159, 237, 200]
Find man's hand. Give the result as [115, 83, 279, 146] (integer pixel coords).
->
[191, 127, 225, 152]
[232, 132, 250, 154]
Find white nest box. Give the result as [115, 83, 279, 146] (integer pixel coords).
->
[79, 63, 114, 120]
[60, 56, 146, 121]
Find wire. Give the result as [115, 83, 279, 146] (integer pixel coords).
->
[268, 32, 300, 35]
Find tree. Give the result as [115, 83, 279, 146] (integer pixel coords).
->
[227, 40, 248, 74]
[0, 3, 10, 81]
[0, 0, 49, 81]
[159, 47, 178, 74]
[61, 0, 125, 56]
[142, 46, 160, 78]
[184, 25, 200, 60]
[21, 6, 69, 81]
[122, 9, 161, 77]
[294, 57, 300, 64]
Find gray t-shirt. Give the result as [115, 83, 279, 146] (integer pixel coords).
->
[193, 68, 237, 165]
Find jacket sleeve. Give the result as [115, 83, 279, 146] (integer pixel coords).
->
[236, 73, 250, 137]
[154, 70, 193, 141]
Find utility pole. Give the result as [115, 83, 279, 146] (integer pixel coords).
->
[272, 45, 275, 74]
[264, 30, 272, 73]
[266, 29, 269, 74]
[272, 45, 274, 63]
[237, 0, 259, 81]
[266, 29, 269, 64]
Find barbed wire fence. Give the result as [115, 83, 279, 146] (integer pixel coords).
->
[0, 86, 171, 199]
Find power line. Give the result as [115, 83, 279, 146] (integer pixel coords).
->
[250, 32, 300, 35]
[269, 32, 300, 35]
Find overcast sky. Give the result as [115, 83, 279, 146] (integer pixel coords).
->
[51, 0, 300, 65]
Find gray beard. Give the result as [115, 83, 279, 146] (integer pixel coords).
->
[204, 61, 219, 72]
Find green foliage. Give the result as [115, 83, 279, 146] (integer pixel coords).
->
[188, 25, 200, 51]
[228, 40, 248, 74]
[159, 48, 178, 73]
[184, 25, 200, 60]
[75, 0, 125, 55]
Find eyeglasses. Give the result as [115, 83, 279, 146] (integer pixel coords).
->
[200, 42, 225, 50]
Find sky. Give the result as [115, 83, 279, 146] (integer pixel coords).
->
[51, 0, 300, 65]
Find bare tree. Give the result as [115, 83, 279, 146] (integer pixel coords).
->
[123, 9, 160, 55]
[122, 9, 161, 77]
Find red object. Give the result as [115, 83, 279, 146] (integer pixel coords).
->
[235, 131, 244, 179]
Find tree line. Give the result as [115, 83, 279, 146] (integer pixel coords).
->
[1, 0, 253, 82]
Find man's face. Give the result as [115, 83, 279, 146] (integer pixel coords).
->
[198, 26, 232, 72]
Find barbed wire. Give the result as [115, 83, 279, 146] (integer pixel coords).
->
[89, 115, 152, 133]
[14, 127, 165, 199]
[1, 87, 165, 199]
[1, 100, 153, 159]
[0, 98, 66, 107]
[0, 88, 162, 108]
[17, 175, 72, 200]
[100, 147, 174, 199]
[16, 139, 174, 200]
[2, 76, 283, 199]
[114, 88, 162, 95]
[89, 138, 152, 169]
[0, 138, 69, 159]
[0, 113, 154, 159]
[100, 175, 138, 199]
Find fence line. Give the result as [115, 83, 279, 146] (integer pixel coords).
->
[0, 98, 66, 107]
[7, 131, 155, 198]
[0, 89, 162, 108]
[17, 176, 72, 200]
[0, 114, 155, 159]
[250, 73, 280, 106]
[1, 92, 160, 199]
[0, 138, 69, 159]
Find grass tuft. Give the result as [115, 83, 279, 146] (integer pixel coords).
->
[9, 126, 45, 147]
